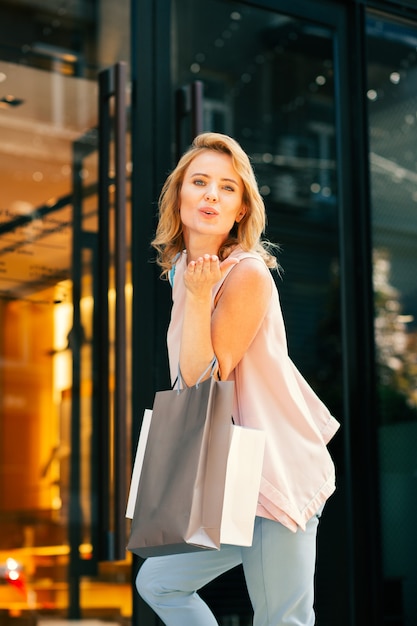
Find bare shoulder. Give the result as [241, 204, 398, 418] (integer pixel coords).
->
[212, 255, 272, 376]
[229, 255, 271, 284]
[219, 255, 272, 304]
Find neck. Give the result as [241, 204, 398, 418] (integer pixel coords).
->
[184, 233, 225, 262]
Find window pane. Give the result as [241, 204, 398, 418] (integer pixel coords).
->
[173, 0, 340, 403]
[367, 13, 417, 626]
[0, 0, 132, 619]
[172, 1, 345, 623]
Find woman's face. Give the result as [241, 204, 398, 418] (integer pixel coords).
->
[179, 150, 246, 246]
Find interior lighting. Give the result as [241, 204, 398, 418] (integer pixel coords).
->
[10, 200, 33, 215]
[398, 315, 414, 323]
[6, 558, 19, 571]
[390, 72, 401, 84]
[53, 291, 73, 393]
[52, 495, 62, 510]
[315, 75, 326, 86]
[32, 42, 78, 63]
[4, 559, 25, 593]
[367, 89, 378, 101]
[0, 95, 24, 108]
[230, 12, 242, 20]
[0, 72, 6, 82]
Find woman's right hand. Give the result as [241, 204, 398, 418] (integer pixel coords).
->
[184, 254, 239, 300]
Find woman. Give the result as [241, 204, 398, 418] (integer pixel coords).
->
[136, 132, 339, 625]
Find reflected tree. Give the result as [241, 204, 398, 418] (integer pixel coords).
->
[373, 249, 417, 423]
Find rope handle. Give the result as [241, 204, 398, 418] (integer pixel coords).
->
[175, 355, 218, 392]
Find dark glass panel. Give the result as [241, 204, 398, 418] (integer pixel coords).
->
[367, 13, 417, 626]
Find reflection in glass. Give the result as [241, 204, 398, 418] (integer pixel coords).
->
[367, 13, 417, 626]
[173, 1, 340, 394]
[0, 0, 132, 619]
[173, 1, 344, 623]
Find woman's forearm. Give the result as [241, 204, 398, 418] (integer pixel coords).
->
[179, 290, 215, 386]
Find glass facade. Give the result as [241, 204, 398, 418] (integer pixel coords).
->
[1, 0, 417, 624]
[173, 0, 340, 386]
[170, 1, 346, 624]
[367, 13, 417, 626]
[0, 0, 131, 621]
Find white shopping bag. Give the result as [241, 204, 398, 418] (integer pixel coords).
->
[126, 411, 265, 548]
[126, 409, 153, 519]
[220, 425, 265, 546]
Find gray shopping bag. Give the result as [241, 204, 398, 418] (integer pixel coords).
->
[126, 373, 234, 557]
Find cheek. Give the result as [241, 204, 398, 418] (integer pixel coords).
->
[179, 188, 194, 211]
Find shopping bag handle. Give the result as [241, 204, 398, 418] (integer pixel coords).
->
[176, 355, 218, 392]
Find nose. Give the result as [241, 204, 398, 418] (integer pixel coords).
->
[204, 184, 218, 202]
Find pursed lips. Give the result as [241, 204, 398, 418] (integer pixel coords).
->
[199, 206, 219, 216]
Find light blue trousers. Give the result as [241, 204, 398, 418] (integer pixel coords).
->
[136, 513, 321, 626]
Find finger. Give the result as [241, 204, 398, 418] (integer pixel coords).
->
[197, 254, 208, 274]
[198, 254, 216, 275]
[191, 257, 205, 274]
[187, 260, 196, 274]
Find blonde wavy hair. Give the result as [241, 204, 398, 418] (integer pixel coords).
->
[152, 132, 279, 278]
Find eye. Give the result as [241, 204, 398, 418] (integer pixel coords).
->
[223, 185, 235, 192]
[192, 178, 206, 186]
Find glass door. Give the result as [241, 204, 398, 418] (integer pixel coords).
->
[0, 0, 132, 621]
[366, 13, 417, 626]
[168, 0, 349, 624]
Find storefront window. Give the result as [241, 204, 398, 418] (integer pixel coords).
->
[172, 1, 345, 623]
[0, 0, 131, 620]
[173, 0, 340, 402]
[367, 13, 417, 626]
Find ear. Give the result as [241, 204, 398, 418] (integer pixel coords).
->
[236, 205, 247, 223]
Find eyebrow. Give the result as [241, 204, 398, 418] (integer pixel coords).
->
[189, 172, 240, 186]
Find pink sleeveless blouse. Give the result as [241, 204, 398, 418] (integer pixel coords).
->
[167, 247, 340, 532]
